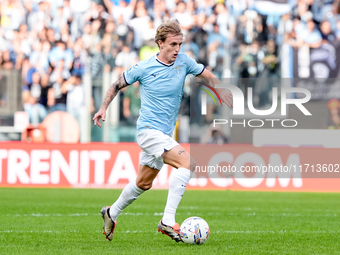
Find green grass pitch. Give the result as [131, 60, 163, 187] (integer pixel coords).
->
[0, 188, 339, 255]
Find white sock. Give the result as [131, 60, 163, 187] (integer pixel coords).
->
[110, 180, 144, 221]
[162, 167, 191, 226]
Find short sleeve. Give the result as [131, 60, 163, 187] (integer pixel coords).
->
[185, 54, 205, 76]
[123, 62, 143, 85]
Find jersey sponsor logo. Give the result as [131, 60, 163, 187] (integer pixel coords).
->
[150, 72, 159, 77]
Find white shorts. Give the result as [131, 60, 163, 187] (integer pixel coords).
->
[136, 129, 179, 170]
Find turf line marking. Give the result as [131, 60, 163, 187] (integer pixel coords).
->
[6, 212, 165, 217]
[7, 213, 99, 217]
[5, 212, 338, 217]
[216, 230, 340, 234]
[0, 230, 81, 233]
[1, 230, 339, 234]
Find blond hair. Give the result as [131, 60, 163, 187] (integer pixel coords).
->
[154, 20, 183, 48]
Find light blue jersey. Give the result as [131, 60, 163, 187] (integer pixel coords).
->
[123, 53, 204, 136]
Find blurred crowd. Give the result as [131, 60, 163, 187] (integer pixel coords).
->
[1, 0, 340, 131]
[231, 0, 340, 108]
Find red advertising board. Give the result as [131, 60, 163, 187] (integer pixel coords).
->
[0, 142, 339, 192]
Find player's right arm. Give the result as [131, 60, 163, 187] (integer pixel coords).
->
[93, 62, 143, 127]
[93, 74, 129, 127]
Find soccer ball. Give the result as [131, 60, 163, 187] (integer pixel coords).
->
[180, 217, 210, 244]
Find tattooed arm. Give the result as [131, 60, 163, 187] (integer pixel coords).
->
[93, 74, 129, 127]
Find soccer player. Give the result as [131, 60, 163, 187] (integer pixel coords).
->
[93, 20, 232, 242]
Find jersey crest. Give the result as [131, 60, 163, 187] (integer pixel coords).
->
[173, 65, 183, 74]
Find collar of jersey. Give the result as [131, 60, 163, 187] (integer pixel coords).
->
[155, 54, 175, 67]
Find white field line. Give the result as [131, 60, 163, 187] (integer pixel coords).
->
[0, 230, 339, 234]
[7, 213, 99, 217]
[5, 213, 163, 217]
[215, 230, 340, 234]
[5, 212, 338, 217]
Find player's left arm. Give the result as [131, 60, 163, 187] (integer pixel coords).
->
[196, 69, 233, 107]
